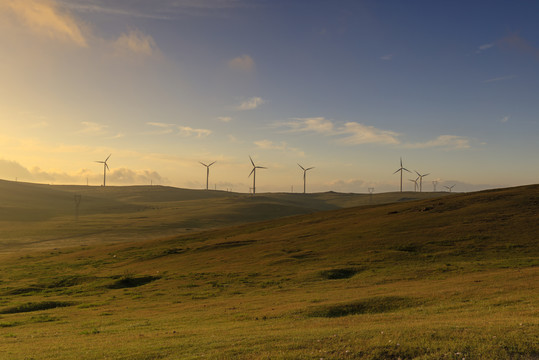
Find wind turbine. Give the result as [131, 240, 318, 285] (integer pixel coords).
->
[444, 184, 455, 192]
[248, 156, 267, 195]
[393, 157, 411, 192]
[432, 180, 438, 192]
[414, 171, 430, 192]
[95, 154, 111, 187]
[409, 177, 419, 192]
[199, 161, 216, 190]
[298, 164, 314, 194]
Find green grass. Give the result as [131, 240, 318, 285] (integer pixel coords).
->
[0, 183, 537, 359]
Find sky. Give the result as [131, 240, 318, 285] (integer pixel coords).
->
[0, 0, 538, 193]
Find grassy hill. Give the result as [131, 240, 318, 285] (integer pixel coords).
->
[0, 179, 447, 252]
[0, 184, 537, 358]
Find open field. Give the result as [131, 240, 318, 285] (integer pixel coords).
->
[0, 183, 537, 359]
[0, 179, 446, 252]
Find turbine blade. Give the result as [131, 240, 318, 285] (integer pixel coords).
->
[393, 169, 400, 174]
[106, 154, 111, 161]
[249, 156, 255, 167]
[257, 166, 267, 169]
[403, 168, 411, 173]
[208, 161, 216, 167]
[306, 167, 314, 171]
[95, 161, 104, 164]
[105, 164, 110, 170]
[298, 163, 305, 171]
[424, 173, 430, 177]
[200, 161, 207, 167]
[248, 168, 255, 177]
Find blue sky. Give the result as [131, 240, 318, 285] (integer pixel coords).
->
[0, 0, 538, 192]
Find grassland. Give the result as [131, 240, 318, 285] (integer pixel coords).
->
[0, 182, 537, 359]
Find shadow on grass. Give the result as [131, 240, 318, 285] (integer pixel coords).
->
[106, 275, 160, 289]
[0, 301, 75, 314]
[319, 267, 363, 280]
[305, 296, 420, 318]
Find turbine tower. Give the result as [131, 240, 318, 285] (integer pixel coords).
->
[199, 161, 216, 190]
[248, 156, 267, 195]
[393, 157, 411, 192]
[297, 164, 314, 194]
[414, 171, 430, 192]
[95, 154, 111, 187]
[444, 184, 455, 192]
[432, 180, 438, 192]
[409, 177, 419, 192]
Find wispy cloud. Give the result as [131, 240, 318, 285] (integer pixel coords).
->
[3, 0, 87, 46]
[403, 135, 471, 150]
[217, 116, 232, 122]
[380, 54, 393, 61]
[59, 0, 247, 19]
[498, 32, 539, 60]
[284, 117, 334, 134]
[146, 122, 211, 137]
[476, 43, 494, 54]
[228, 54, 255, 72]
[338, 122, 400, 145]
[178, 125, 211, 138]
[113, 30, 160, 57]
[483, 75, 516, 83]
[146, 122, 176, 134]
[281, 117, 399, 145]
[236, 97, 265, 111]
[79, 121, 108, 134]
[254, 140, 305, 156]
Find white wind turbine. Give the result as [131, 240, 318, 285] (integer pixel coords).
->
[199, 161, 216, 190]
[444, 184, 456, 192]
[414, 170, 429, 192]
[95, 154, 111, 187]
[248, 156, 267, 195]
[297, 164, 314, 194]
[409, 177, 419, 192]
[393, 157, 411, 192]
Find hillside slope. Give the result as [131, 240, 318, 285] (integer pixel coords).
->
[0, 179, 447, 251]
[0, 185, 537, 359]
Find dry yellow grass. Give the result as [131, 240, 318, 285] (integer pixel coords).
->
[0, 183, 537, 359]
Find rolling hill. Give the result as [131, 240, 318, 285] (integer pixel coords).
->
[0, 179, 447, 251]
[0, 184, 537, 359]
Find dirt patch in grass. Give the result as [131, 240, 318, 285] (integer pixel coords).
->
[305, 296, 420, 318]
[0, 301, 75, 314]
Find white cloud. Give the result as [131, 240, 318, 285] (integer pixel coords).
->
[146, 122, 211, 137]
[236, 97, 265, 110]
[282, 117, 399, 145]
[113, 29, 159, 56]
[483, 75, 516, 83]
[178, 125, 211, 138]
[403, 135, 471, 149]
[285, 117, 334, 134]
[217, 116, 232, 122]
[228, 54, 255, 72]
[0, 158, 167, 185]
[476, 43, 494, 53]
[146, 122, 176, 134]
[338, 122, 400, 145]
[254, 140, 305, 156]
[79, 121, 108, 134]
[380, 54, 393, 60]
[501, 115, 510, 123]
[2, 0, 88, 47]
